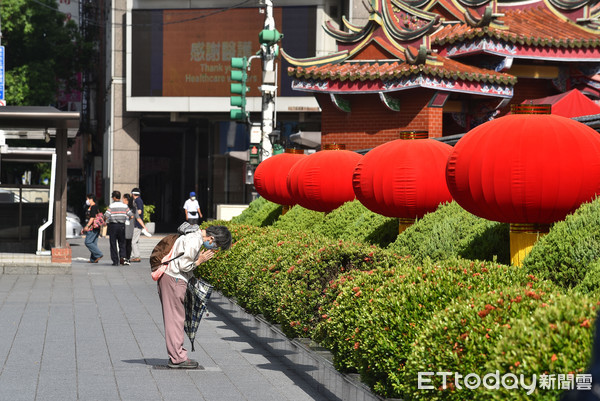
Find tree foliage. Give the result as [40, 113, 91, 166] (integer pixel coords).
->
[1, 0, 94, 106]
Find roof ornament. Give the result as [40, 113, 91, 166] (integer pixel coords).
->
[548, 0, 589, 11]
[464, 5, 495, 27]
[405, 44, 430, 65]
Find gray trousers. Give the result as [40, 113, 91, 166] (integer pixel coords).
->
[131, 227, 142, 258]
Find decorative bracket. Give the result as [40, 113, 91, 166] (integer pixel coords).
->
[379, 92, 401, 111]
[405, 44, 429, 65]
[330, 94, 351, 113]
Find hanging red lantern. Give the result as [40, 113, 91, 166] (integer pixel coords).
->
[353, 132, 453, 221]
[253, 149, 306, 206]
[287, 144, 362, 213]
[446, 104, 600, 264]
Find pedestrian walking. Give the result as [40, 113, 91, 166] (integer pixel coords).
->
[155, 225, 231, 369]
[130, 187, 151, 262]
[82, 193, 103, 263]
[183, 192, 202, 225]
[104, 190, 133, 266]
[122, 193, 135, 265]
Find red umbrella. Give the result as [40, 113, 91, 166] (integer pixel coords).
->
[287, 144, 362, 213]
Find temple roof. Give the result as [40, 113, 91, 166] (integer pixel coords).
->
[431, 6, 600, 50]
[287, 52, 515, 86]
[282, 0, 517, 97]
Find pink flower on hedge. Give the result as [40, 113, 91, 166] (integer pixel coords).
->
[581, 319, 591, 328]
[354, 342, 360, 350]
[551, 354, 558, 362]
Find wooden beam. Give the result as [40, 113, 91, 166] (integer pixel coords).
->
[506, 64, 560, 79]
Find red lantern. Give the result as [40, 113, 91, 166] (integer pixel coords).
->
[254, 149, 306, 206]
[353, 136, 453, 219]
[287, 145, 362, 213]
[446, 111, 600, 225]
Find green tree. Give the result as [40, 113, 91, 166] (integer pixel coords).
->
[1, 0, 94, 106]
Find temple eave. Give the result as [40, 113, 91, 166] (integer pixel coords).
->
[290, 76, 514, 98]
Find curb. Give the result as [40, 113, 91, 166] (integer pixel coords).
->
[210, 291, 387, 401]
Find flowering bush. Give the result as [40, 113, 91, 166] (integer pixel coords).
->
[197, 224, 393, 337]
[195, 197, 596, 400]
[402, 280, 562, 400]
[485, 293, 597, 400]
[315, 259, 551, 398]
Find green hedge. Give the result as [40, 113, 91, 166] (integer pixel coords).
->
[197, 224, 395, 338]
[203, 195, 600, 399]
[524, 198, 600, 289]
[388, 201, 510, 264]
[315, 260, 558, 398]
[230, 196, 282, 226]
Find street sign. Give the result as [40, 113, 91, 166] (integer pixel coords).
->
[0, 46, 4, 104]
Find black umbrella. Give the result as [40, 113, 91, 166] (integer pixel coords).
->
[184, 276, 213, 351]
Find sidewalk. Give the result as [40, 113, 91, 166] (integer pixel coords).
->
[0, 234, 338, 401]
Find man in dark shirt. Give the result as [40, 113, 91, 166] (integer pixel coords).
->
[104, 190, 133, 266]
[82, 193, 103, 263]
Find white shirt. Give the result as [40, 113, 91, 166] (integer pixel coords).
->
[183, 198, 200, 217]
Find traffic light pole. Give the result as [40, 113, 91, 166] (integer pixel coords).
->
[259, 0, 279, 161]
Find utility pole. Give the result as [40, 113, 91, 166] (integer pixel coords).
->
[230, 1, 283, 165]
[258, 0, 283, 160]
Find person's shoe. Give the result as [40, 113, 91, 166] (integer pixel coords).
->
[141, 228, 152, 237]
[120, 258, 126, 265]
[123, 259, 130, 265]
[93, 256, 103, 263]
[167, 359, 199, 369]
[130, 258, 141, 263]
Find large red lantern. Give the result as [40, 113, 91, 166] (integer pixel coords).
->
[353, 131, 453, 222]
[287, 144, 362, 213]
[254, 149, 306, 206]
[446, 104, 600, 264]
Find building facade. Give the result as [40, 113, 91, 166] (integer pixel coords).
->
[97, 0, 346, 231]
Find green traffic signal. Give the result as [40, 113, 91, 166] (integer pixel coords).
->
[230, 109, 246, 121]
[230, 83, 247, 95]
[231, 70, 245, 82]
[259, 29, 283, 45]
[230, 56, 249, 122]
[230, 96, 245, 107]
[231, 57, 247, 70]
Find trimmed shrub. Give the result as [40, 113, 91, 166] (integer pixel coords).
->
[313, 200, 398, 247]
[485, 293, 597, 401]
[402, 280, 562, 400]
[272, 204, 325, 232]
[231, 196, 282, 226]
[388, 201, 509, 264]
[523, 198, 600, 289]
[196, 224, 393, 338]
[573, 258, 600, 296]
[315, 259, 550, 398]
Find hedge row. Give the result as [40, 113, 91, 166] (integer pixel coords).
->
[524, 197, 600, 289]
[237, 198, 509, 263]
[198, 222, 597, 399]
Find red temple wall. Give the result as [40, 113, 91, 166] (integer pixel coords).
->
[316, 90, 443, 151]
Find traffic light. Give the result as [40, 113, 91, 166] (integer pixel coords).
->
[230, 57, 248, 121]
[258, 29, 283, 46]
[249, 143, 261, 165]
